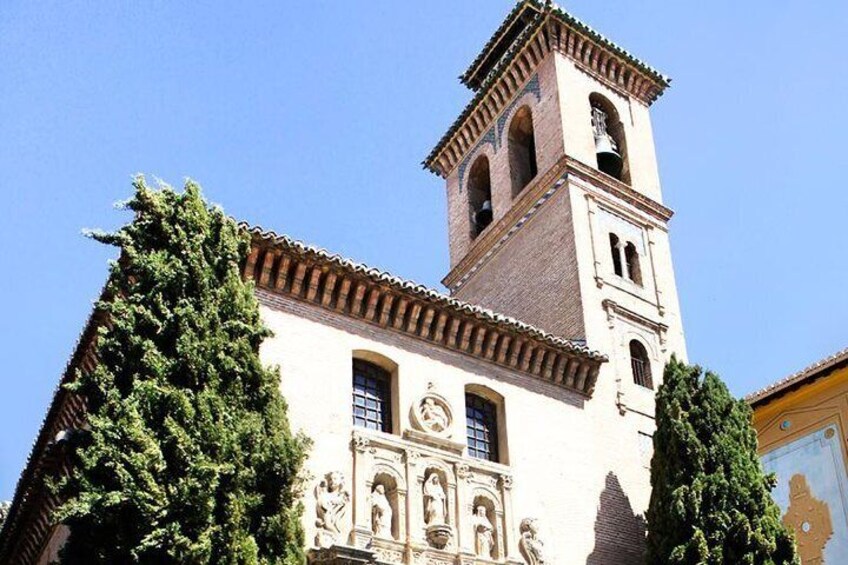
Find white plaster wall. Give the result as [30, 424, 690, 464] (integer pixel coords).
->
[258, 292, 649, 563]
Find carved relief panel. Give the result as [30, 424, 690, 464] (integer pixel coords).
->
[310, 388, 523, 564]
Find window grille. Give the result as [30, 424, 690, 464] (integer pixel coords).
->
[352, 360, 392, 432]
[465, 394, 499, 462]
[629, 340, 653, 389]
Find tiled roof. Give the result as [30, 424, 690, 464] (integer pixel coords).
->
[243, 224, 603, 361]
[0, 221, 607, 561]
[423, 1, 671, 175]
[745, 346, 848, 406]
[461, 1, 670, 91]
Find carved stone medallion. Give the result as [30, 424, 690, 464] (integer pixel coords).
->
[410, 385, 453, 438]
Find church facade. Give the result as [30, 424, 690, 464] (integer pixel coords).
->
[0, 2, 687, 564]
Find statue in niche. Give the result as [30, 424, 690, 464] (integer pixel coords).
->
[420, 397, 449, 433]
[423, 474, 447, 525]
[314, 471, 350, 548]
[472, 505, 495, 559]
[371, 484, 393, 539]
[518, 518, 546, 564]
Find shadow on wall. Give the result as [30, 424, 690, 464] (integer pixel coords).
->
[586, 472, 646, 565]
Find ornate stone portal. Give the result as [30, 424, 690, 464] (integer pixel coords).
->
[309, 391, 523, 565]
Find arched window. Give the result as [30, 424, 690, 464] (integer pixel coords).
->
[590, 94, 630, 184]
[468, 155, 493, 239]
[353, 359, 392, 432]
[508, 106, 537, 197]
[629, 340, 653, 389]
[465, 393, 499, 462]
[609, 233, 623, 277]
[625, 242, 642, 286]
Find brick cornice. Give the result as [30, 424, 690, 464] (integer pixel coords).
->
[424, 8, 670, 177]
[442, 155, 673, 291]
[242, 226, 606, 397]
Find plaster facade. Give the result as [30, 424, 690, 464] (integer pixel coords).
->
[0, 3, 689, 564]
[750, 359, 848, 564]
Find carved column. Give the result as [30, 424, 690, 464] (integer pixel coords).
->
[454, 463, 475, 557]
[404, 450, 423, 552]
[499, 474, 521, 562]
[351, 435, 374, 548]
[585, 193, 605, 288]
[646, 226, 665, 316]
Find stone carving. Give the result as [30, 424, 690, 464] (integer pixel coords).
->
[373, 546, 404, 563]
[314, 471, 350, 548]
[518, 518, 546, 564]
[421, 398, 449, 432]
[782, 473, 833, 564]
[472, 505, 495, 559]
[411, 387, 453, 438]
[371, 484, 393, 539]
[423, 474, 447, 525]
[423, 472, 453, 548]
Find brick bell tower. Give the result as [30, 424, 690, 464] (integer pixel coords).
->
[424, 0, 687, 495]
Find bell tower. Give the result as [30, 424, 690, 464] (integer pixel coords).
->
[424, 1, 687, 451]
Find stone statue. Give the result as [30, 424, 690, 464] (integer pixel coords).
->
[420, 397, 449, 432]
[371, 484, 393, 539]
[314, 471, 350, 548]
[423, 474, 447, 525]
[472, 505, 495, 558]
[518, 517, 546, 564]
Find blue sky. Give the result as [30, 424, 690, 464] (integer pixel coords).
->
[1, 0, 846, 500]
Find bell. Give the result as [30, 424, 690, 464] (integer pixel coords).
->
[595, 133, 622, 179]
[474, 200, 493, 230]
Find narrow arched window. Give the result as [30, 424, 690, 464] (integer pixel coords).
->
[465, 393, 499, 462]
[508, 106, 538, 197]
[609, 233, 623, 277]
[590, 94, 630, 184]
[353, 359, 392, 432]
[468, 155, 493, 239]
[629, 340, 653, 389]
[624, 242, 642, 286]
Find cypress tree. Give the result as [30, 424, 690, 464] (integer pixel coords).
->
[0, 501, 9, 530]
[55, 178, 309, 564]
[644, 357, 797, 565]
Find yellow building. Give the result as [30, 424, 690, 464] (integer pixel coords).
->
[748, 348, 848, 564]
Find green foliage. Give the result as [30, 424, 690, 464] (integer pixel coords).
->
[0, 500, 9, 530]
[644, 357, 797, 565]
[55, 178, 310, 564]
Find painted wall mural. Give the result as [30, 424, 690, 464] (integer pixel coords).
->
[761, 424, 848, 563]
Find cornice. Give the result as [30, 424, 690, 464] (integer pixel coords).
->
[425, 9, 670, 177]
[442, 155, 673, 292]
[242, 226, 605, 397]
[746, 347, 848, 408]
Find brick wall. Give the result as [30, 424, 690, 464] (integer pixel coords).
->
[453, 185, 586, 340]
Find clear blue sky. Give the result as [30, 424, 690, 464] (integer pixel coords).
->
[1, 1, 846, 500]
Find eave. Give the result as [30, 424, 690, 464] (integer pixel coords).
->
[424, 4, 671, 178]
[242, 225, 607, 396]
[746, 347, 848, 409]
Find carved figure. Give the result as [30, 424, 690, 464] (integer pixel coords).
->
[518, 518, 546, 564]
[420, 398, 449, 432]
[314, 471, 350, 548]
[371, 484, 393, 539]
[472, 505, 495, 558]
[423, 474, 447, 525]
